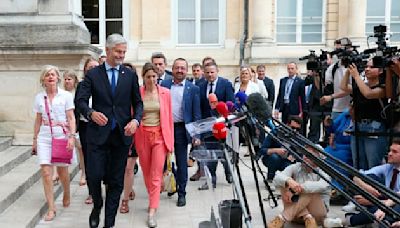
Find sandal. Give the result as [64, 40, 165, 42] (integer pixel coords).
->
[44, 210, 56, 221]
[129, 190, 135, 200]
[119, 199, 129, 213]
[85, 195, 93, 204]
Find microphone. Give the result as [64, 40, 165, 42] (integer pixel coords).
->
[216, 101, 229, 119]
[246, 93, 276, 132]
[226, 101, 235, 113]
[234, 91, 248, 111]
[212, 122, 227, 141]
[208, 93, 218, 110]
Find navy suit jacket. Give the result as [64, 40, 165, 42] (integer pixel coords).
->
[160, 79, 201, 124]
[275, 76, 306, 116]
[262, 77, 276, 104]
[199, 77, 234, 118]
[75, 63, 143, 145]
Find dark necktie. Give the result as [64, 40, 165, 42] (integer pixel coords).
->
[157, 78, 162, 85]
[390, 168, 399, 190]
[209, 82, 214, 95]
[111, 68, 116, 96]
[110, 68, 117, 129]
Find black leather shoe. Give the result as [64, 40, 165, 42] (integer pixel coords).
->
[89, 208, 101, 228]
[176, 195, 186, 207]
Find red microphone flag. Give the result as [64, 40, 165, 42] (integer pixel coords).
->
[216, 101, 229, 118]
[212, 122, 227, 140]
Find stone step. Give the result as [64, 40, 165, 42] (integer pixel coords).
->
[0, 137, 13, 152]
[0, 146, 31, 178]
[0, 163, 79, 228]
[0, 156, 41, 215]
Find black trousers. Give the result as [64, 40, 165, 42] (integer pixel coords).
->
[78, 120, 90, 194]
[86, 128, 130, 227]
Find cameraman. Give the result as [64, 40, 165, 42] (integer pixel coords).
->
[320, 39, 352, 121]
[340, 60, 388, 170]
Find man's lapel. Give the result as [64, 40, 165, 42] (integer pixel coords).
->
[100, 64, 113, 98]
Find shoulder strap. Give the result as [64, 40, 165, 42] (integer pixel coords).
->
[44, 96, 54, 137]
[331, 62, 339, 81]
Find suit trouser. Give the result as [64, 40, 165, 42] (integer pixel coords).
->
[86, 128, 129, 227]
[136, 126, 167, 209]
[282, 192, 327, 224]
[78, 120, 90, 195]
[174, 123, 189, 197]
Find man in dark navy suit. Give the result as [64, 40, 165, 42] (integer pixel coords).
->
[152, 52, 172, 85]
[161, 58, 201, 207]
[257, 64, 276, 104]
[76, 34, 143, 228]
[197, 62, 235, 190]
[274, 62, 306, 124]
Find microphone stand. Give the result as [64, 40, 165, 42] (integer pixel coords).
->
[237, 119, 267, 228]
[217, 137, 253, 228]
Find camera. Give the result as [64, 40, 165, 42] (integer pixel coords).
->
[363, 25, 400, 68]
[299, 50, 329, 72]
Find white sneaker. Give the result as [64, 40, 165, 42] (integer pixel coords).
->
[323, 217, 343, 228]
[342, 201, 357, 213]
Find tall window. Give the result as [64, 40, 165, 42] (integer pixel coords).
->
[82, 0, 125, 45]
[276, 0, 325, 44]
[176, 0, 225, 45]
[366, 0, 400, 42]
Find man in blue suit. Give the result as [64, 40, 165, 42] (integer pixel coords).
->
[274, 62, 306, 124]
[197, 62, 235, 190]
[76, 34, 143, 228]
[152, 52, 172, 85]
[161, 58, 201, 207]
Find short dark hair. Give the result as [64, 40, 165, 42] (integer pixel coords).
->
[151, 52, 167, 64]
[288, 115, 303, 126]
[173, 58, 188, 69]
[256, 65, 265, 71]
[192, 63, 203, 70]
[202, 56, 216, 66]
[204, 62, 218, 69]
[123, 62, 136, 72]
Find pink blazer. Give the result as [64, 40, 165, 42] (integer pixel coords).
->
[134, 85, 174, 152]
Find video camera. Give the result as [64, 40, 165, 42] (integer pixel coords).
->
[299, 50, 329, 72]
[332, 45, 370, 71]
[364, 25, 400, 68]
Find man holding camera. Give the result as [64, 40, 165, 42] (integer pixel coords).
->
[320, 38, 352, 121]
[267, 145, 331, 228]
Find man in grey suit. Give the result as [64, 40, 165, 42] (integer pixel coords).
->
[151, 52, 172, 85]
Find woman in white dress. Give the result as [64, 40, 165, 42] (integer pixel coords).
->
[32, 65, 76, 221]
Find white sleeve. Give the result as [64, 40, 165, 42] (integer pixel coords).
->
[65, 92, 75, 111]
[325, 64, 334, 85]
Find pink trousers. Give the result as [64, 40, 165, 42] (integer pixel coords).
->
[136, 126, 168, 209]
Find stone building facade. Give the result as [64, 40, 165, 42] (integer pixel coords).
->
[0, 0, 399, 143]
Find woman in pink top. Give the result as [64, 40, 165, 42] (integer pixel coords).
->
[134, 63, 174, 228]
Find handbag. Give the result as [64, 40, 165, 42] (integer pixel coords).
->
[163, 153, 176, 194]
[44, 96, 73, 164]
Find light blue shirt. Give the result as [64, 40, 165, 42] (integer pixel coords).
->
[104, 62, 120, 85]
[171, 79, 185, 123]
[361, 164, 400, 192]
[284, 76, 296, 104]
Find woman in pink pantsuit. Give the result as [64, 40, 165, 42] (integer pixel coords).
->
[134, 63, 174, 228]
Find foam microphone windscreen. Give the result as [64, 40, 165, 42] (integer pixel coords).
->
[226, 101, 235, 113]
[216, 101, 229, 118]
[246, 93, 273, 122]
[208, 93, 218, 109]
[234, 91, 248, 110]
[212, 122, 227, 140]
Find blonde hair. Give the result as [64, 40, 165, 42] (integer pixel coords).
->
[63, 70, 79, 89]
[39, 65, 61, 88]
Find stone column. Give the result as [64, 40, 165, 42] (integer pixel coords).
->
[0, 0, 101, 144]
[252, 0, 274, 44]
[347, 0, 367, 46]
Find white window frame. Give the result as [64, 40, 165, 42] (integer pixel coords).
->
[172, 0, 226, 47]
[366, 0, 400, 43]
[82, 0, 129, 47]
[275, 0, 326, 45]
